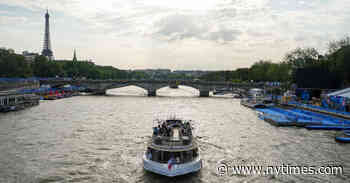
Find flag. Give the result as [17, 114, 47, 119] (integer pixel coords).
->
[168, 157, 176, 171]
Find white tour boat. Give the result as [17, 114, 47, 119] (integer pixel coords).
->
[143, 118, 202, 177]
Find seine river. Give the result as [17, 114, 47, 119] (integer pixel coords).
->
[0, 86, 349, 183]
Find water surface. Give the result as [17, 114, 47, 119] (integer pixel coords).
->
[0, 86, 349, 182]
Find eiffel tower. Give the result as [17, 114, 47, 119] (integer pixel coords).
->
[42, 9, 54, 60]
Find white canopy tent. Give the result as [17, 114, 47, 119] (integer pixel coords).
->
[327, 87, 350, 99]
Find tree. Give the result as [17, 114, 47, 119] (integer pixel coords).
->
[327, 36, 350, 55]
[249, 60, 274, 81]
[235, 68, 249, 81]
[284, 47, 320, 69]
[328, 45, 350, 86]
[0, 48, 32, 77]
[32, 55, 62, 77]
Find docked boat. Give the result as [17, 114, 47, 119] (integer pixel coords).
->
[335, 135, 350, 142]
[0, 93, 39, 112]
[143, 118, 202, 177]
[305, 125, 350, 130]
[240, 88, 274, 108]
[233, 94, 243, 99]
[335, 130, 350, 142]
[43, 95, 57, 100]
[241, 98, 274, 108]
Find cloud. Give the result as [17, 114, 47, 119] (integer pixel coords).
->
[150, 10, 242, 43]
[0, 15, 27, 25]
[1, 0, 350, 69]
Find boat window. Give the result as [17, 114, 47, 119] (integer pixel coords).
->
[183, 150, 193, 163]
[193, 149, 198, 158]
[9, 97, 15, 104]
[146, 148, 153, 160]
[174, 152, 181, 163]
[160, 151, 165, 163]
[152, 149, 160, 162]
[160, 151, 168, 163]
[154, 151, 182, 163]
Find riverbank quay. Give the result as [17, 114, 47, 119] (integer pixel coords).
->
[0, 91, 39, 112]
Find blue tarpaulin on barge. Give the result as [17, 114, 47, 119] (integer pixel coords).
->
[256, 107, 350, 127]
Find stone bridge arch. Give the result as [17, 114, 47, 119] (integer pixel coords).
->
[155, 84, 202, 96]
[104, 83, 149, 95]
[105, 83, 147, 91]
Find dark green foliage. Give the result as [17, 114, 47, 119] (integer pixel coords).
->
[0, 48, 129, 79]
[0, 49, 32, 77]
[200, 71, 226, 81]
[328, 45, 350, 86]
[201, 36, 350, 89]
[200, 62, 292, 82]
[32, 55, 63, 77]
[283, 48, 321, 69]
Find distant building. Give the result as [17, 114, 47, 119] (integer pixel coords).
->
[54, 49, 94, 64]
[72, 49, 77, 62]
[22, 51, 39, 63]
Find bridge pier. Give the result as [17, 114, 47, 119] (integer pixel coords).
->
[199, 90, 209, 97]
[148, 90, 156, 97]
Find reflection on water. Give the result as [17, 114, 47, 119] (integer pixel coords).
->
[0, 86, 349, 182]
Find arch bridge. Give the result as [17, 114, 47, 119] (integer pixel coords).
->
[40, 79, 265, 97]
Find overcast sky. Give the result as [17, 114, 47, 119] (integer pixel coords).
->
[0, 0, 349, 70]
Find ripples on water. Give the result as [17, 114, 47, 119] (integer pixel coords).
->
[0, 86, 349, 182]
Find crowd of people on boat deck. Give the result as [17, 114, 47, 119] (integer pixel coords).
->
[152, 120, 193, 137]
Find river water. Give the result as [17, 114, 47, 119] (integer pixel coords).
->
[0, 86, 349, 183]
